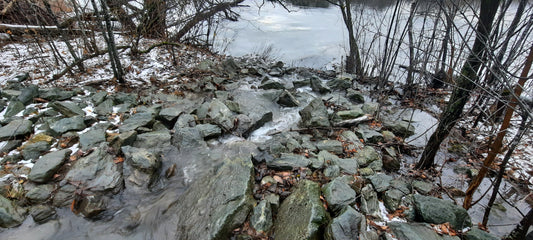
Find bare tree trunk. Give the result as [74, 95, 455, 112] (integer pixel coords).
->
[338, 0, 363, 76]
[142, 0, 166, 39]
[463, 43, 533, 209]
[404, 0, 417, 98]
[416, 0, 500, 169]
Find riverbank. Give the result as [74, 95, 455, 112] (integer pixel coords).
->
[0, 41, 530, 239]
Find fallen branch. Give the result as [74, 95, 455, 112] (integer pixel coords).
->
[333, 114, 373, 127]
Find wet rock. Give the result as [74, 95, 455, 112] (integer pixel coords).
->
[79, 195, 108, 218]
[354, 146, 381, 167]
[316, 140, 343, 154]
[50, 116, 86, 135]
[52, 184, 76, 207]
[207, 99, 234, 130]
[347, 89, 365, 104]
[49, 101, 85, 117]
[79, 129, 106, 151]
[463, 227, 499, 240]
[4, 100, 25, 117]
[326, 206, 364, 240]
[119, 112, 154, 132]
[412, 181, 433, 195]
[30, 205, 56, 224]
[388, 222, 460, 240]
[413, 195, 471, 230]
[172, 127, 206, 150]
[122, 146, 161, 174]
[273, 180, 328, 240]
[28, 149, 71, 182]
[267, 153, 310, 170]
[383, 189, 405, 212]
[310, 76, 331, 94]
[18, 85, 39, 105]
[277, 90, 300, 107]
[238, 112, 273, 138]
[64, 143, 123, 192]
[196, 124, 222, 139]
[109, 130, 137, 151]
[360, 184, 381, 219]
[322, 177, 357, 213]
[251, 200, 273, 233]
[25, 184, 54, 203]
[368, 173, 393, 192]
[362, 102, 379, 115]
[95, 99, 114, 116]
[384, 120, 415, 138]
[260, 79, 285, 90]
[0, 195, 27, 228]
[21, 141, 51, 160]
[133, 130, 171, 152]
[299, 98, 330, 128]
[172, 156, 255, 240]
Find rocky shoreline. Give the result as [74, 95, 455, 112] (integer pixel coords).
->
[0, 56, 502, 240]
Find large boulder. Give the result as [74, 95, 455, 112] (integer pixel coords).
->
[172, 156, 255, 240]
[299, 98, 330, 128]
[28, 149, 71, 183]
[0, 119, 33, 141]
[79, 129, 106, 151]
[413, 195, 471, 230]
[64, 143, 123, 192]
[388, 222, 460, 240]
[273, 180, 328, 240]
[322, 177, 357, 213]
[326, 206, 365, 240]
[207, 99, 234, 131]
[0, 195, 27, 228]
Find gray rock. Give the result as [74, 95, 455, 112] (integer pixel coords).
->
[326, 206, 365, 240]
[113, 92, 137, 105]
[336, 108, 364, 120]
[30, 205, 56, 224]
[25, 184, 54, 203]
[382, 131, 396, 142]
[50, 116, 86, 135]
[170, 156, 255, 240]
[79, 129, 106, 150]
[362, 102, 379, 115]
[388, 222, 460, 240]
[260, 80, 285, 90]
[159, 107, 181, 122]
[383, 189, 405, 212]
[412, 181, 433, 195]
[79, 195, 108, 218]
[0, 195, 27, 228]
[122, 146, 161, 174]
[224, 100, 241, 113]
[368, 173, 393, 192]
[384, 120, 415, 138]
[251, 200, 273, 233]
[347, 89, 365, 104]
[356, 127, 383, 143]
[277, 90, 300, 107]
[91, 91, 107, 105]
[333, 158, 358, 175]
[310, 76, 331, 94]
[413, 195, 472, 230]
[1, 89, 21, 99]
[4, 100, 25, 117]
[28, 149, 71, 183]
[174, 114, 196, 129]
[49, 101, 85, 117]
[172, 127, 206, 150]
[299, 98, 330, 128]
[322, 177, 357, 213]
[95, 99, 114, 116]
[390, 179, 411, 195]
[358, 167, 375, 176]
[267, 153, 310, 170]
[18, 85, 39, 105]
[360, 184, 381, 219]
[21, 141, 51, 160]
[133, 130, 171, 152]
[327, 78, 351, 90]
[196, 124, 222, 139]
[293, 79, 310, 88]
[236, 112, 273, 138]
[324, 165, 341, 178]
[382, 155, 401, 172]
[0, 140, 22, 154]
[463, 227, 499, 240]
[109, 130, 137, 151]
[64, 143, 123, 192]
[0, 119, 33, 141]
[360, 231, 380, 240]
[264, 194, 280, 212]
[52, 184, 76, 207]
[207, 99, 234, 130]
[40, 88, 74, 101]
[316, 140, 343, 154]
[354, 146, 381, 167]
[136, 105, 162, 115]
[119, 112, 154, 132]
[273, 180, 328, 240]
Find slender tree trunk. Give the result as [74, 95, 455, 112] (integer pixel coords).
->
[463, 43, 533, 209]
[142, 0, 167, 39]
[339, 0, 363, 76]
[504, 208, 533, 240]
[416, 0, 500, 169]
[482, 114, 530, 226]
[404, 0, 417, 98]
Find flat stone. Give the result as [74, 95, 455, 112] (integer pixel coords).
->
[384, 120, 415, 138]
[172, 127, 206, 150]
[25, 184, 55, 203]
[412, 180, 433, 195]
[310, 76, 331, 94]
[21, 141, 51, 160]
[49, 101, 85, 117]
[267, 153, 310, 170]
[260, 80, 285, 90]
[322, 177, 357, 213]
[91, 91, 108, 105]
[79, 129, 106, 150]
[132, 130, 171, 152]
[196, 124, 222, 139]
[326, 206, 365, 240]
[30, 205, 56, 224]
[50, 116, 86, 135]
[4, 100, 25, 118]
[273, 180, 328, 240]
[355, 146, 381, 167]
[0, 119, 33, 141]
[122, 146, 161, 174]
[95, 99, 114, 116]
[40, 88, 75, 101]
[119, 112, 154, 132]
[324, 165, 341, 178]
[383, 189, 405, 212]
[356, 127, 384, 143]
[79, 195, 107, 218]
[337, 108, 364, 120]
[347, 89, 365, 103]
[251, 200, 273, 233]
[316, 140, 343, 154]
[413, 195, 471, 230]
[159, 107, 181, 122]
[18, 85, 39, 105]
[29, 149, 71, 183]
[388, 222, 460, 240]
[109, 130, 137, 151]
[368, 173, 393, 192]
[362, 102, 379, 115]
[207, 99, 234, 130]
